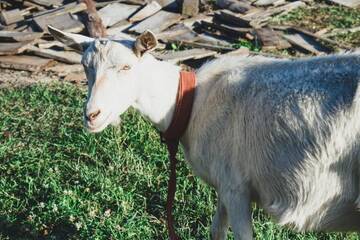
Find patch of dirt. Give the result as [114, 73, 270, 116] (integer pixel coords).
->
[0, 66, 88, 89]
[0, 68, 60, 89]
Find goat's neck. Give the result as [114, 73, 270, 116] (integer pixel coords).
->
[133, 54, 181, 132]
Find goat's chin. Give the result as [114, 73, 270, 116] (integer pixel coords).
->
[86, 123, 109, 133]
[110, 117, 122, 127]
[85, 115, 121, 133]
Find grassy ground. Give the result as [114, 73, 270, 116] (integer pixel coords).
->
[271, 4, 360, 47]
[1, 2, 360, 240]
[1, 83, 359, 240]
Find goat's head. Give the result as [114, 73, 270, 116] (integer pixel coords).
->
[48, 26, 158, 132]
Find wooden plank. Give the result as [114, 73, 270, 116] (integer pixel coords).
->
[0, 41, 34, 55]
[99, 3, 140, 27]
[107, 21, 133, 36]
[129, 10, 182, 34]
[216, 0, 253, 14]
[37, 40, 65, 49]
[244, 1, 305, 26]
[291, 27, 352, 50]
[282, 32, 330, 55]
[64, 72, 87, 83]
[171, 40, 234, 51]
[253, 0, 281, 6]
[255, 27, 291, 50]
[214, 10, 252, 28]
[23, 1, 46, 11]
[31, 2, 87, 33]
[156, 0, 177, 7]
[27, 46, 82, 64]
[182, 0, 199, 16]
[0, 31, 43, 42]
[329, 0, 360, 7]
[81, 0, 106, 38]
[108, 31, 135, 41]
[128, 1, 162, 22]
[221, 47, 250, 57]
[46, 63, 83, 76]
[195, 34, 233, 47]
[0, 55, 55, 72]
[27, 0, 63, 7]
[324, 26, 360, 37]
[0, 9, 24, 25]
[182, 14, 211, 28]
[156, 24, 198, 42]
[32, 2, 87, 19]
[272, 25, 353, 50]
[201, 20, 251, 39]
[154, 48, 217, 63]
[33, 13, 85, 33]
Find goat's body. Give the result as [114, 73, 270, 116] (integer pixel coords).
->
[183, 54, 360, 234]
[54, 24, 360, 238]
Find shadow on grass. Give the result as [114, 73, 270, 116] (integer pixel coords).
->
[0, 218, 76, 240]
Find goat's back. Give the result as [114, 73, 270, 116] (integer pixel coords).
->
[189, 54, 360, 231]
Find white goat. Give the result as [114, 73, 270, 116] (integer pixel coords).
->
[49, 26, 360, 240]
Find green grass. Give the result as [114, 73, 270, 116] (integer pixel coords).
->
[0, 83, 359, 240]
[271, 5, 360, 47]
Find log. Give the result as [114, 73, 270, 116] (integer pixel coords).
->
[244, 1, 306, 26]
[156, 0, 178, 8]
[253, 0, 282, 6]
[33, 13, 85, 33]
[46, 63, 83, 76]
[221, 47, 250, 57]
[329, 0, 360, 8]
[81, 0, 107, 37]
[182, 0, 199, 16]
[216, 0, 253, 14]
[0, 9, 24, 25]
[129, 1, 162, 22]
[27, 0, 63, 7]
[0, 31, 43, 42]
[99, 3, 140, 27]
[201, 20, 251, 39]
[172, 40, 234, 51]
[291, 27, 352, 50]
[154, 48, 217, 63]
[129, 10, 182, 34]
[214, 10, 252, 28]
[0, 41, 34, 55]
[27, 46, 82, 64]
[31, 2, 87, 32]
[282, 32, 330, 55]
[32, 2, 87, 18]
[0, 55, 55, 72]
[255, 27, 291, 50]
[156, 24, 198, 42]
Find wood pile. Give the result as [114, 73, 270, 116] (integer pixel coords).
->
[0, 0, 358, 83]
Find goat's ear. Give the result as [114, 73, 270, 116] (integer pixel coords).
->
[133, 30, 158, 57]
[48, 25, 94, 52]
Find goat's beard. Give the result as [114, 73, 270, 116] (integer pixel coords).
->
[110, 116, 122, 127]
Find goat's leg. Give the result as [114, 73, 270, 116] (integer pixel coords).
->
[357, 164, 360, 211]
[211, 198, 229, 240]
[222, 187, 253, 240]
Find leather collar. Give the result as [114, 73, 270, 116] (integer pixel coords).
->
[160, 70, 196, 240]
[161, 71, 196, 142]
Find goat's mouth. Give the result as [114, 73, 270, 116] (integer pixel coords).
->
[85, 112, 113, 133]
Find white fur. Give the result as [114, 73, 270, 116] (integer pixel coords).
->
[49, 27, 360, 239]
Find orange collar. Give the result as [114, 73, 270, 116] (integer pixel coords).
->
[160, 71, 196, 240]
[161, 71, 196, 142]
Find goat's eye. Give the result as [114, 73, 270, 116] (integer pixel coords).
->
[121, 65, 131, 71]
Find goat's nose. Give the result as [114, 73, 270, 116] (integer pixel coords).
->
[87, 109, 101, 122]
